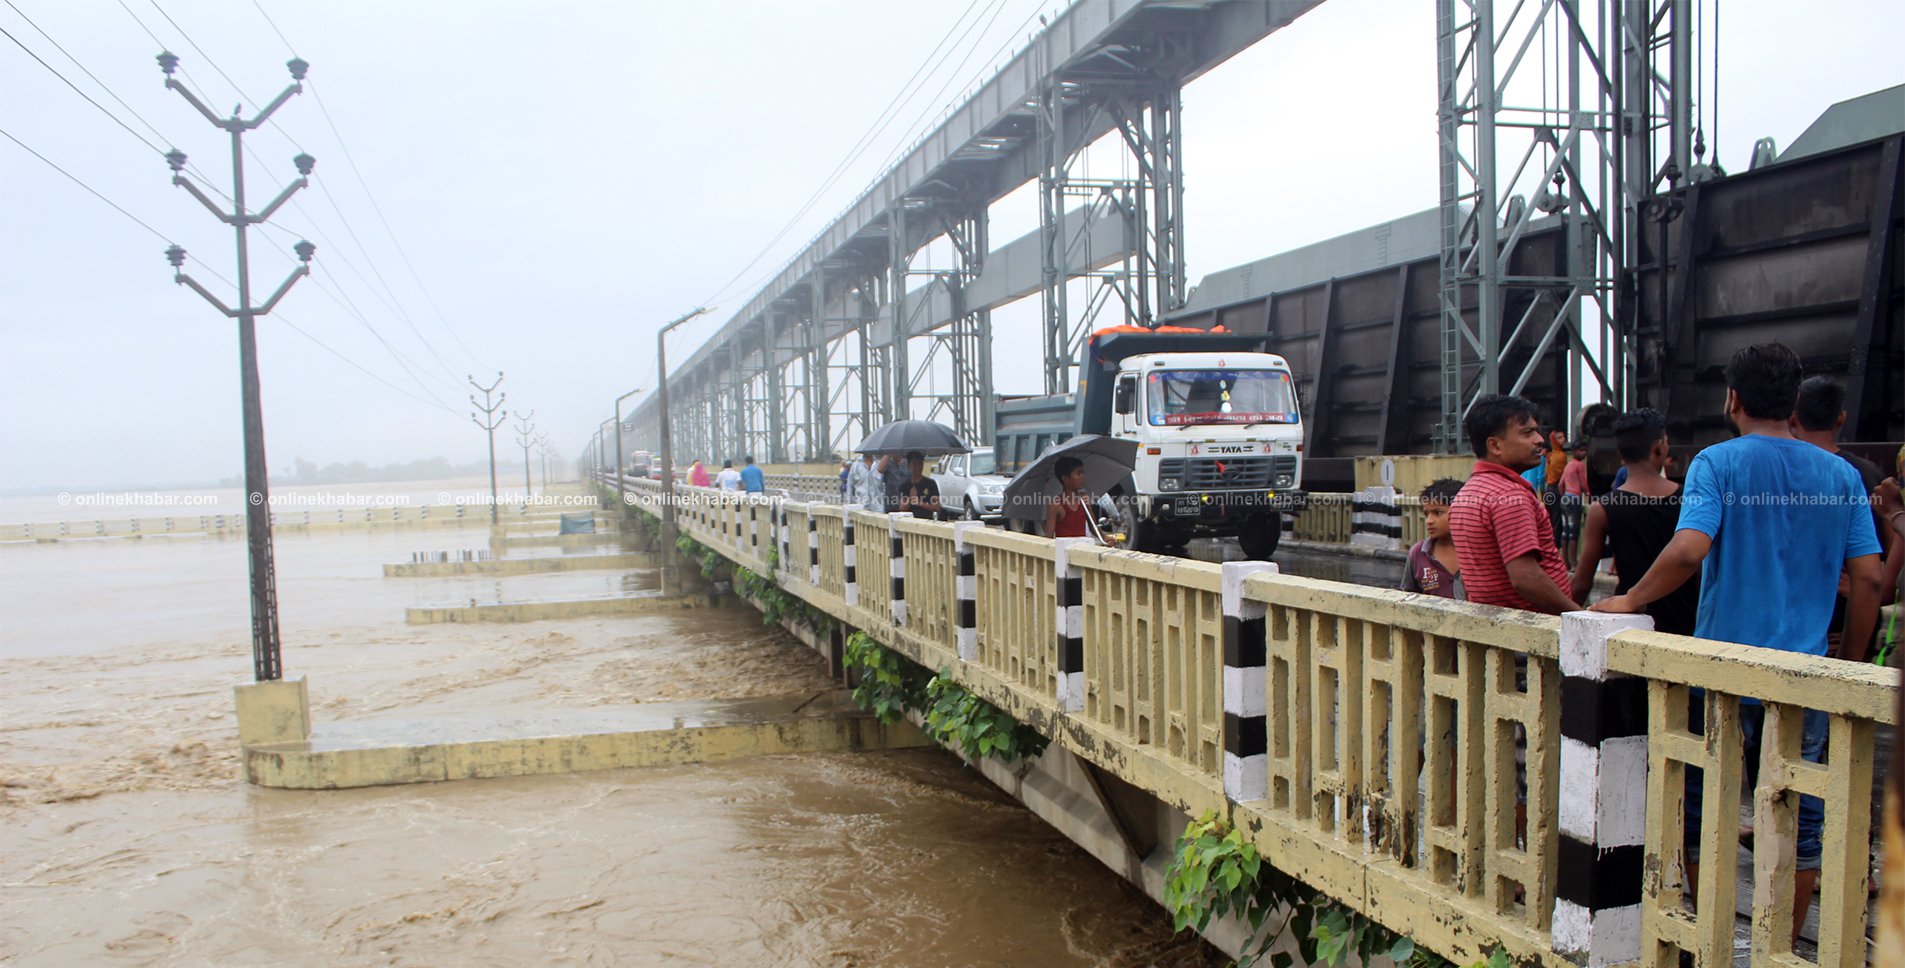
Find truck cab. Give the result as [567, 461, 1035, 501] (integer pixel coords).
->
[1107, 350, 1305, 555]
[994, 329, 1307, 557]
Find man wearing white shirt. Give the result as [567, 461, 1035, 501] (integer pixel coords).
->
[715, 461, 742, 491]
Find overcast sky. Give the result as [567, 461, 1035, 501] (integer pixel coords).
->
[3, 0, 1899, 491]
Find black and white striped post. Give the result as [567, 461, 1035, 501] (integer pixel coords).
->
[952, 521, 980, 661]
[1350, 484, 1403, 551]
[1221, 561, 1275, 801]
[1552, 611, 1653, 966]
[808, 512, 820, 586]
[776, 498, 790, 573]
[842, 510, 859, 607]
[1053, 537, 1087, 712]
[886, 512, 907, 626]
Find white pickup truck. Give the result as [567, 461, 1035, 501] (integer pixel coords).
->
[932, 448, 1011, 521]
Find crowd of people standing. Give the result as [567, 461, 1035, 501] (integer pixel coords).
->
[1400, 341, 1900, 940]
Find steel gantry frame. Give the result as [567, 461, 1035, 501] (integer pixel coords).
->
[1435, 0, 1700, 448]
[622, 1, 1324, 463]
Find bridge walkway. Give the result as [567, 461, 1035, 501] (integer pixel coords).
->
[610, 476, 1896, 967]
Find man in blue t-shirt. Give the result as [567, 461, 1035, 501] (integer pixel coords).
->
[739, 456, 765, 494]
[1593, 342, 1882, 942]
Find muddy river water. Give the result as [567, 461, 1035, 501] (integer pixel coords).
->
[0, 526, 1222, 966]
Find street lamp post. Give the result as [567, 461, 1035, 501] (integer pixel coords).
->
[655, 307, 709, 595]
[613, 387, 643, 505]
[597, 419, 614, 485]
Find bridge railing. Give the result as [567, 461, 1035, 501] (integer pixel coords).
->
[622, 478, 1895, 967]
[963, 525, 1058, 703]
[1074, 544, 1228, 777]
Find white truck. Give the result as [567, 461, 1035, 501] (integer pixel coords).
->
[993, 329, 1307, 557]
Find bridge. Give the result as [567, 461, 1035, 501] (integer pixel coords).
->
[607, 474, 1897, 967]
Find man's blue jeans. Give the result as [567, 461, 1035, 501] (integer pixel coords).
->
[1684, 691, 1826, 872]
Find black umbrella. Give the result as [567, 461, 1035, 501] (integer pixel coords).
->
[1000, 434, 1138, 523]
[854, 419, 970, 457]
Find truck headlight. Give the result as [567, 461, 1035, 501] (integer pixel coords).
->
[1275, 474, 1293, 488]
[1160, 477, 1180, 491]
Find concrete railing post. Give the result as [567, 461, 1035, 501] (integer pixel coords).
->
[1221, 561, 1275, 801]
[842, 512, 859, 608]
[1054, 537, 1087, 713]
[886, 512, 908, 627]
[951, 521, 980, 662]
[1553, 610, 1654, 966]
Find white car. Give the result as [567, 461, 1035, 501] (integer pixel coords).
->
[933, 449, 1011, 521]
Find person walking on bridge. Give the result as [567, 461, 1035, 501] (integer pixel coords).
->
[715, 460, 741, 491]
[1593, 342, 1882, 942]
[1449, 394, 1577, 614]
[847, 452, 882, 510]
[740, 456, 765, 494]
[688, 459, 711, 488]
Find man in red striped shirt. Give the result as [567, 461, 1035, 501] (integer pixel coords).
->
[1450, 394, 1579, 614]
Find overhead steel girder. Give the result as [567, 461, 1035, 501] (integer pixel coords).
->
[625, 1, 1326, 444]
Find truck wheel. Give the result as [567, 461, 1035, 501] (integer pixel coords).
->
[1109, 490, 1161, 553]
[1237, 513, 1282, 560]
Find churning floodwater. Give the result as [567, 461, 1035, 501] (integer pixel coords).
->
[0, 522, 1223, 966]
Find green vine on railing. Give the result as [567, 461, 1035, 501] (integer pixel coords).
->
[1163, 811, 1507, 968]
[733, 561, 835, 636]
[841, 631, 930, 723]
[675, 534, 732, 581]
[922, 669, 1048, 764]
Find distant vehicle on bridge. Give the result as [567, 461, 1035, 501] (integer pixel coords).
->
[993, 328, 1308, 557]
[932, 448, 1010, 522]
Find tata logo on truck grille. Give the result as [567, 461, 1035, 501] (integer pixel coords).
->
[1189, 444, 1252, 455]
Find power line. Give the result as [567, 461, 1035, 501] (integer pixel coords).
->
[0, 126, 171, 242]
[1, 23, 164, 155]
[133, 0, 473, 395]
[248, 0, 295, 56]
[276, 311, 459, 414]
[3, 0, 169, 146]
[147, 1, 253, 113]
[699, 0, 1040, 312]
[246, 1, 491, 373]
[143, 0, 309, 157]
[304, 157, 464, 383]
[697, 0, 990, 307]
[305, 78, 491, 372]
[0, 125, 454, 417]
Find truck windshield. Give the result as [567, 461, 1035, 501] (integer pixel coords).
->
[1147, 369, 1298, 426]
[969, 452, 995, 475]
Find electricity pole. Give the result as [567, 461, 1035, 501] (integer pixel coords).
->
[470, 373, 506, 524]
[513, 409, 536, 503]
[160, 52, 316, 684]
[534, 432, 550, 490]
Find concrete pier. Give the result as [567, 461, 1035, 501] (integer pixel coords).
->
[241, 695, 928, 789]
[404, 591, 716, 624]
[382, 550, 657, 577]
